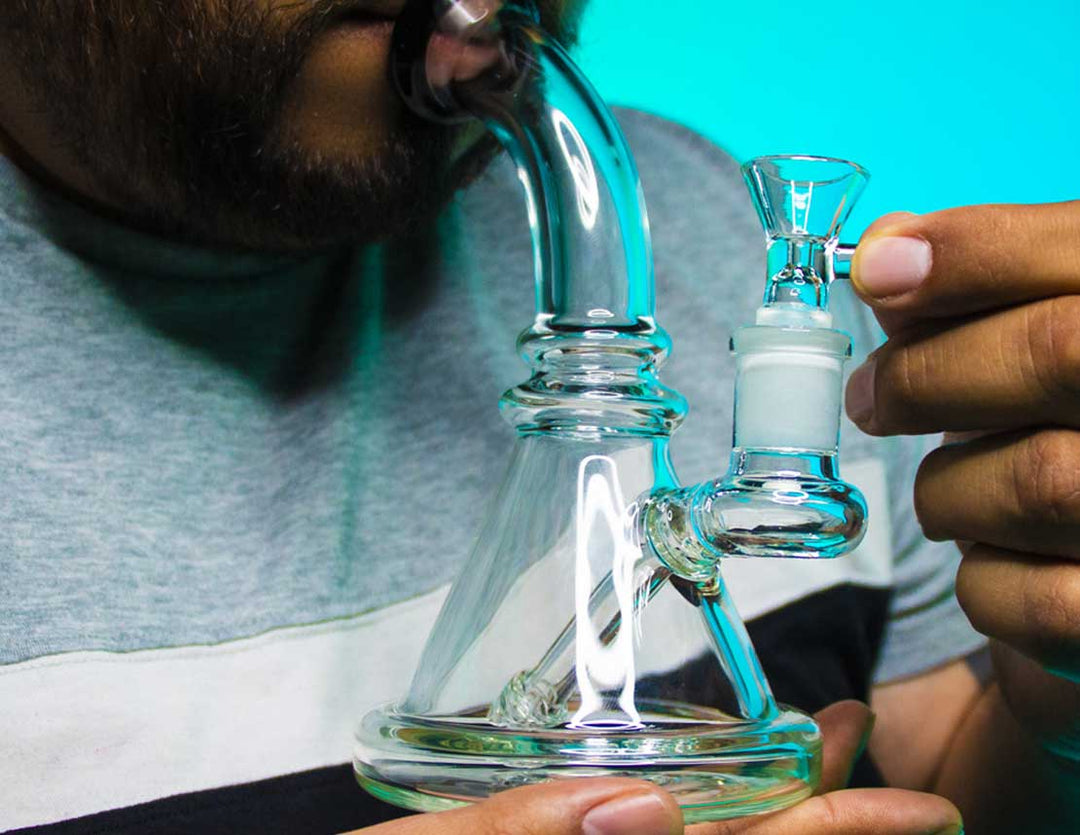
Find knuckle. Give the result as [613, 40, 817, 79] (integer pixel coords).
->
[803, 793, 846, 831]
[1020, 567, 1080, 651]
[482, 817, 529, 835]
[875, 341, 928, 428]
[468, 802, 533, 835]
[932, 205, 1013, 287]
[1027, 297, 1080, 402]
[1013, 430, 1080, 526]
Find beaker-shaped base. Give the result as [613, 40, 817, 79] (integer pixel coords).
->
[355, 702, 820, 822]
[353, 433, 822, 822]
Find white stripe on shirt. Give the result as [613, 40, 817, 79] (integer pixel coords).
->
[1, 458, 891, 830]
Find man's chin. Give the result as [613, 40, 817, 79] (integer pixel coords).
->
[121, 123, 465, 253]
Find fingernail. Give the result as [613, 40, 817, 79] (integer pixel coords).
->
[581, 790, 679, 835]
[934, 822, 964, 835]
[855, 235, 933, 299]
[846, 358, 876, 426]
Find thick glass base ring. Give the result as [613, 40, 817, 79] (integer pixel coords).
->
[354, 701, 821, 824]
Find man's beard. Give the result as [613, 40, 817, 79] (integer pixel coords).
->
[1, 1, 576, 251]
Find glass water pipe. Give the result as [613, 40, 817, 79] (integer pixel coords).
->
[354, 1, 870, 823]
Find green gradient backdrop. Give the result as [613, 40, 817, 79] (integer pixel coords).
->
[574, 0, 1080, 237]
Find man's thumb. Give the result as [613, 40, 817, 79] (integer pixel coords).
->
[365, 778, 683, 835]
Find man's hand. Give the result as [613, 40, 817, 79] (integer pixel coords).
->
[353, 701, 960, 835]
[845, 203, 1080, 684]
[844, 202, 1080, 828]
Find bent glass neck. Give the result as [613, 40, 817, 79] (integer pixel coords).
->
[456, 15, 656, 335]
[418, 8, 684, 436]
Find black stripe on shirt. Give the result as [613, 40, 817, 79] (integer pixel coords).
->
[15, 583, 889, 834]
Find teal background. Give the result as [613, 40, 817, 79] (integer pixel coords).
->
[574, 0, 1080, 237]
